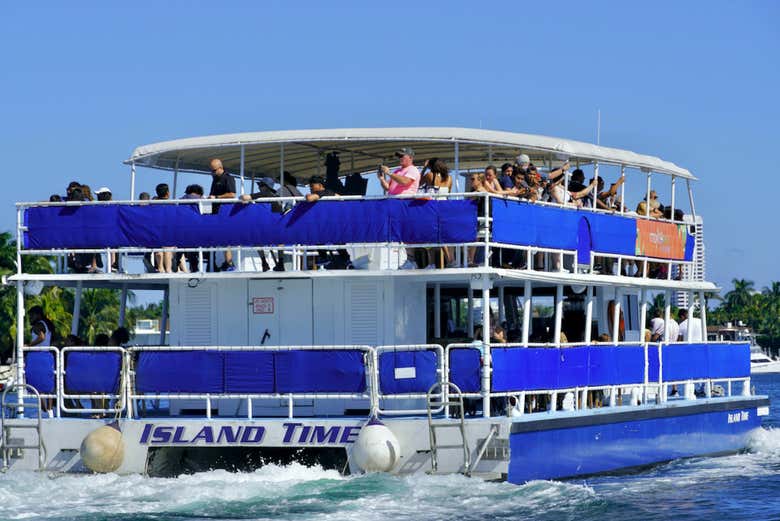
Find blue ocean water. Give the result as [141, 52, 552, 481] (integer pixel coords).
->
[1, 376, 778, 521]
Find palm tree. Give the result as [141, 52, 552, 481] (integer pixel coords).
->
[724, 279, 755, 312]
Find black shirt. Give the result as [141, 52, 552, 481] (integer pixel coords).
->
[209, 173, 237, 197]
[311, 188, 337, 198]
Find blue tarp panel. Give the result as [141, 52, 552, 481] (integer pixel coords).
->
[558, 347, 590, 388]
[135, 351, 224, 393]
[708, 343, 750, 379]
[647, 346, 660, 382]
[224, 352, 275, 393]
[64, 352, 121, 393]
[378, 350, 438, 394]
[663, 343, 709, 381]
[24, 199, 478, 249]
[490, 199, 693, 261]
[612, 345, 646, 384]
[25, 351, 55, 394]
[491, 348, 561, 392]
[275, 350, 366, 393]
[448, 348, 481, 393]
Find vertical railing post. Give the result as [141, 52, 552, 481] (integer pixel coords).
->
[434, 284, 441, 338]
[159, 287, 169, 345]
[481, 282, 491, 418]
[639, 289, 647, 340]
[119, 285, 128, 326]
[467, 288, 474, 338]
[483, 193, 490, 268]
[699, 290, 708, 343]
[172, 155, 180, 199]
[454, 141, 460, 193]
[522, 280, 531, 345]
[619, 165, 626, 214]
[554, 284, 563, 346]
[71, 281, 82, 335]
[612, 289, 621, 343]
[584, 285, 594, 343]
[15, 281, 25, 417]
[280, 143, 285, 189]
[645, 171, 651, 217]
[670, 175, 676, 221]
[592, 162, 599, 210]
[239, 144, 246, 196]
[130, 161, 136, 201]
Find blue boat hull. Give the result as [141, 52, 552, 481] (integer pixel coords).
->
[507, 397, 769, 483]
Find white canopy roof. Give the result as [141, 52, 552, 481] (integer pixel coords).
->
[127, 127, 695, 181]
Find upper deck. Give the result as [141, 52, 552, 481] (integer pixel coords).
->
[10, 127, 708, 294]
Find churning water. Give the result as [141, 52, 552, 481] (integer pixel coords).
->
[1, 376, 778, 521]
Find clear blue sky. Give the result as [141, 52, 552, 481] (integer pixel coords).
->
[1, 1, 778, 292]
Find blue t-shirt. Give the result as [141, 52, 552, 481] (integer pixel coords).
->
[499, 174, 515, 190]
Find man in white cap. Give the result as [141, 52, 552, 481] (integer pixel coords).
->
[514, 153, 531, 176]
[95, 187, 112, 202]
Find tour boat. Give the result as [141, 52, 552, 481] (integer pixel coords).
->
[1, 128, 768, 482]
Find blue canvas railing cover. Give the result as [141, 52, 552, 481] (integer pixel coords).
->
[491, 199, 695, 262]
[64, 351, 122, 393]
[23, 199, 477, 250]
[24, 351, 56, 394]
[378, 350, 439, 394]
[134, 349, 367, 395]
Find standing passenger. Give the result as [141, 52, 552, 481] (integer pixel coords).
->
[377, 148, 421, 270]
[207, 159, 237, 271]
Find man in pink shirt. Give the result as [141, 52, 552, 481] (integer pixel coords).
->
[377, 147, 422, 269]
[377, 147, 420, 195]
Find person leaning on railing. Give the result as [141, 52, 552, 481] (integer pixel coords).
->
[377, 147, 421, 270]
[305, 176, 353, 270]
[419, 158, 454, 268]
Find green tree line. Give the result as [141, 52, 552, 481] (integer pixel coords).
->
[0, 232, 163, 359]
[708, 279, 780, 348]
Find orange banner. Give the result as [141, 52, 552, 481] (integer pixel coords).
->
[635, 220, 688, 260]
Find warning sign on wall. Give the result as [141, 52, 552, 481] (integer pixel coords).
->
[252, 297, 274, 314]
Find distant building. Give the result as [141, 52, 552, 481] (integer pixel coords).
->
[675, 215, 705, 309]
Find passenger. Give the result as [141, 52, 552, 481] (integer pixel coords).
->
[67, 187, 84, 202]
[208, 158, 237, 271]
[377, 148, 421, 270]
[650, 309, 680, 343]
[109, 327, 130, 347]
[28, 306, 54, 348]
[153, 183, 174, 273]
[514, 154, 531, 177]
[306, 176, 353, 270]
[548, 174, 596, 207]
[484, 165, 516, 195]
[95, 188, 119, 272]
[93, 333, 110, 346]
[677, 309, 703, 342]
[636, 201, 663, 219]
[597, 176, 625, 210]
[377, 147, 420, 196]
[499, 163, 515, 190]
[467, 173, 491, 267]
[421, 159, 453, 268]
[49, 194, 62, 202]
[139, 192, 151, 201]
[80, 185, 94, 202]
[182, 184, 204, 199]
[65, 181, 81, 199]
[278, 173, 303, 213]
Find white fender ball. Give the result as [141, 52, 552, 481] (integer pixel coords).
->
[80, 422, 125, 473]
[352, 417, 401, 473]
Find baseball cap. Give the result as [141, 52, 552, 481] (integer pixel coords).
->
[516, 154, 530, 165]
[95, 187, 111, 194]
[394, 147, 414, 158]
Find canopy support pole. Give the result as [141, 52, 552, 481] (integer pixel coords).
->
[670, 176, 676, 220]
[521, 280, 531, 345]
[481, 282, 491, 418]
[172, 155, 180, 199]
[454, 141, 460, 192]
[645, 172, 652, 217]
[592, 162, 599, 210]
[159, 286, 169, 345]
[467, 287, 474, 338]
[554, 284, 563, 346]
[15, 281, 25, 417]
[612, 290, 622, 343]
[498, 285, 505, 325]
[619, 165, 626, 214]
[434, 284, 441, 338]
[130, 162, 136, 201]
[584, 285, 594, 342]
[119, 285, 128, 327]
[699, 290, 708, 343]
[663, 290, 671, 343]
[686, 179, 696, 219]
[239, 145, 246, 196]
[639, 289, 647, 341]
[71, 281, 82, 336]
[280, 143, 285, 188]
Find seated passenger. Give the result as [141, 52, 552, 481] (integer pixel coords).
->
[182, 184, 204, 199]
[636, 201, 663, 219]
[306, 176, 353, 270]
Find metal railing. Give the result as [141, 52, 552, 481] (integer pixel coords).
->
[14, 341, 751, 421]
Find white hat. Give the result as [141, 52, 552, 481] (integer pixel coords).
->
[95, 186, 112, 194]
[516, 154, 530, 165]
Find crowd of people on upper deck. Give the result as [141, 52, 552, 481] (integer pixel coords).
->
[48, 148, 684, 274]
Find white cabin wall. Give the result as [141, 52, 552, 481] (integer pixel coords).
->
[312, 278, 344, 345]
[391, 279, 426, 345]
[218, 279, 250, 346]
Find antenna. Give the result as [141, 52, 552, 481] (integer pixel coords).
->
[596, 109, 601, 145]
